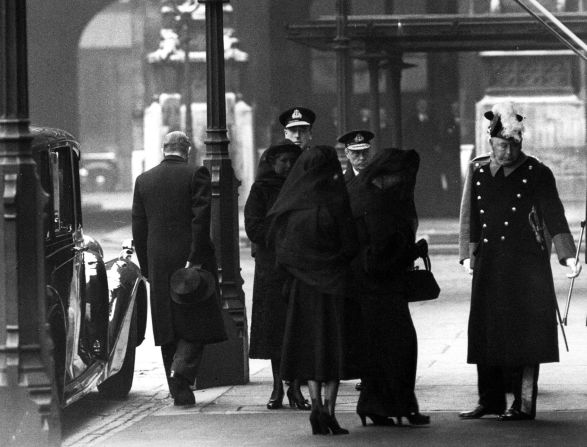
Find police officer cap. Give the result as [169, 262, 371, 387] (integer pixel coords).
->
[337, 129, 374, 151]
[279, 107, 316, 129]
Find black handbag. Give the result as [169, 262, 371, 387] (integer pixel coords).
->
[405, 254, 440, 302]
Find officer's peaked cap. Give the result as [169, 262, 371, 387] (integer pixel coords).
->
[279, 107, 316, 128]
[338, 129, 374, 151]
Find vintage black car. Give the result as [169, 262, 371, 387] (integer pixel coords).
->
[32, 127, 148, 406]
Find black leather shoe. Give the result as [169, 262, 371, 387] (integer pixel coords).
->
[497, 408, 534, 421]
[170, 374, 195, 407]
[286, 387, 311, 410]
[459, 405, 502, 419]
[266, 386, 284, 410]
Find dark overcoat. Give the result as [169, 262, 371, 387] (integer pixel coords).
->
[465, 153, 575, 366]
[132, 156, 222, 346]
[347, 148, 421, 417]
[244, 176, 288, 359]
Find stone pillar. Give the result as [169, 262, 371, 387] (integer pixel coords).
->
[0, 1, 60, 445]
[335, 0, 352, 151]
[385, 51, 408, 148]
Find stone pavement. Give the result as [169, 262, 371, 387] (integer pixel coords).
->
[62, 237, 587, 446]
[65, 192, 587, 446]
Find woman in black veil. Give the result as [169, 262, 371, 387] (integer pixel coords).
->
[245, 140, 310, 410]
[266, 145, 358, 435]
[346, 148, 430, 426]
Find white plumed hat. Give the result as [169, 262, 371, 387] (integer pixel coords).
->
[484, 101, 524, 143]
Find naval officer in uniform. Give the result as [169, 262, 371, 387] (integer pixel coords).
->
[458, 101, 581, 421]
[338, 129, 374, 182]
[279, 106, 316, 151]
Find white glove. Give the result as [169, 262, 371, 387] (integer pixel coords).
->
[565, 258, 582, 279]
[462, 258, 473, 276]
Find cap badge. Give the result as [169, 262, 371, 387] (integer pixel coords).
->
[354, 133, 364, 143]
[292, 109, 302, 120]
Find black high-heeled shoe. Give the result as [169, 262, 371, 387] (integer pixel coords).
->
[266, 387, 284, 410]
[404, 412, 430, 426]
[309, 410, 329, 435]
[320, 412, 349, 435]
[358, 413, 396, 427]
[287, 387, 311, 410]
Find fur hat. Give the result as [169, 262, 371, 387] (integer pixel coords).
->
[263, 139, 302, 161]
[484, 102, 524, 143]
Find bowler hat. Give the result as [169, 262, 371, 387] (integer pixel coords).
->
[170, 267, 216, 305]
[338, 129, 374, 151]
[279, 107, 316, 128]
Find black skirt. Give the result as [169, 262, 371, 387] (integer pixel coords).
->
[356, 293, 420, 417]
[279, 278, 347, 382]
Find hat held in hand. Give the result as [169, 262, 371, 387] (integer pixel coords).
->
[170, 266, 216, 305]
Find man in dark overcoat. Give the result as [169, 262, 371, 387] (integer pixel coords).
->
[132, 131, 224, 406]
[458, 102, 581, 421]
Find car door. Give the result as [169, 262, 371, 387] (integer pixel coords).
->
[44, 145, 97, 381]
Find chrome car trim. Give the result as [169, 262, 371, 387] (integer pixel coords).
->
[104, 277, 141, 377]
[63, 361, 105, 407]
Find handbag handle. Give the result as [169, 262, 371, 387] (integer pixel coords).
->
[414, 238, 432, 271]
[423, 254, 432, 272]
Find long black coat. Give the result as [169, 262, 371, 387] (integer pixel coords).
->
[132, 156, 220, 346]
[347, 148, 421, 417]
[244, 175, 288, 359]
[466, 153, 575, 366]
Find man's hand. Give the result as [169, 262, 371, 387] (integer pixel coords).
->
[462, 258, 473, 276]
[565, 258, 582, 279]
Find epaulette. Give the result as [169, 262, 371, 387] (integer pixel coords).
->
[470, 153, 491, 168]
[472, 153, 491, 162]
[525, 153, 543, 164]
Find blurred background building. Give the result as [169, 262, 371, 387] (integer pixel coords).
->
[26, 0, 587, 217]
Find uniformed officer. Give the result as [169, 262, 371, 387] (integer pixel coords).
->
[338, 129, 374, 182]
[458, 101, 581, 421]
[279, 106, 316, 151]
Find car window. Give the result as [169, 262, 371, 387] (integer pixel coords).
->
[50, 147, 75, 235]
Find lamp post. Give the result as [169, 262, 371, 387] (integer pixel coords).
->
[0, 1, 59, 445]
[196, 0, 248, 387]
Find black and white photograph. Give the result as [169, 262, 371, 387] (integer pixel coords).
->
[3, 1, 587, 446]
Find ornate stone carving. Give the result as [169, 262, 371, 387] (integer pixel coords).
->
[482, 52, 575, 95]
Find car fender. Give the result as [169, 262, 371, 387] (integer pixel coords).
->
[103, 247, 147, 377]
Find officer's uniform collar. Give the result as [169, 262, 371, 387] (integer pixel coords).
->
[489, 152, 527, 177]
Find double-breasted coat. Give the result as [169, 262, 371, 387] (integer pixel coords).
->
[459, 152, 575, 366]
[132, 156, 223, 346]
